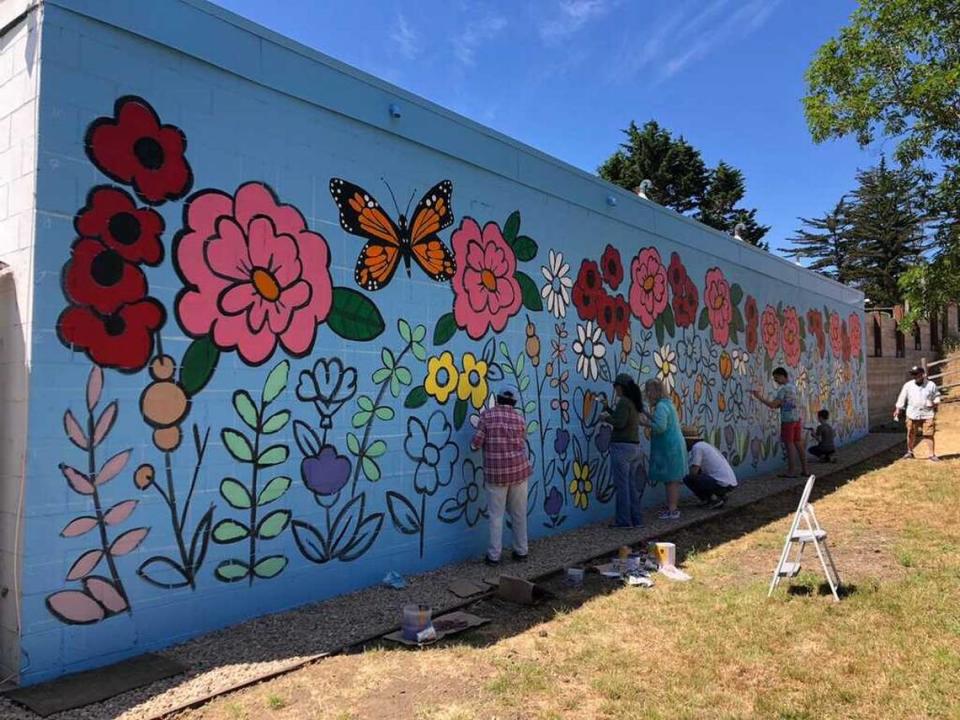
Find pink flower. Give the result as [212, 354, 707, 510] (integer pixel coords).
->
[628, 247, 668, 328]
[761, 305, 780, 360]
[451, 218, 522, 339]
[829, 312, 842, 358]
[847, 312, 862, 359]
[704, 267, 732, 346]
[174, 182, 333, 365]
[782, 306, 801, 367]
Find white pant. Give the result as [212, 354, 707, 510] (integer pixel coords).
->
[486, 481, 528, 561]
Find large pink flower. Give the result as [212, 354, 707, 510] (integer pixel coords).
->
[761, 305, 780, 360]
[451, 218, 522, 339]
[847, 312, 862, 359]
[704, 267, 732, 346]
[174, 182, 333, 365]
[628, 247, 668, 327]
[782, 306, 801, 367]
[829, 311, 842, 358]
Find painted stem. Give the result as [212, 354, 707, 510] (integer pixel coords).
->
[163, 451, 194, 589]
[86, 410, 127, 609]
[532, 362, 550, 496]
[419, 493, 426, 558]
[179, 425, 210, 531]
[248, 403, 263, 586]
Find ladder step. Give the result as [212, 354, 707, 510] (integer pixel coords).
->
[790, 529, 827, 542]
[777, 561, 801, 577]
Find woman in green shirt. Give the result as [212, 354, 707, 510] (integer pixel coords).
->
[640, 379, 687, 520]
[600, 373, 646, 528]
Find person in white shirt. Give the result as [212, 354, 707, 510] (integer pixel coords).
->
[681, 426, 738, 509]
[893, 366, 941, 461]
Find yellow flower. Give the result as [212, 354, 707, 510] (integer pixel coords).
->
[425, 351, 458, 404]
[457, 352, 489, 409]
[569, 461, 593, 509]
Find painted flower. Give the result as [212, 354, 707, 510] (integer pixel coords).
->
[572, 259, 603, 321]
[672, 275, 700, 329]
[834, 363, 846, 387]
[551, 396, 570, 424]
[745, 295, 759, 354]
[628, 247, 668, 327]
[425, 351, 459, 404]
[807, 308, 826, 358]
[551, 323, 569, 363]
[295, 357, 358, 425]
[847, 312, 862, 359]
[550, 368, 570, 395]
[654, 344, 678, 393]
[704, 267, 733, 346]
[74, 186, 165, 265]
[761, 305, 780, 360]
[554, 428, 570, 456]
[601, 244, 624, 290]
[457, 352, 489, 409]
[829, 312, 842, 358]
[574, 387, 601, 428]
[540, 249, 573, 319]
[569, 460, 592, 510]
[596, 293, 631, 343]
[64, 238, 148, 314]
[457, 459, 487, 526]
[573, 321, 607, 380]
[781, 306, 802, 367]
[58, 299, 165, 372]
[796, 366, 808, 394]
[732, 348, 749, 375]
[174, 182, 333, 366]
[544, 486, 564, 517]
[841, 320, 851, 362]
[301, 445, 351, 497]
[676, 334, 706, 378]
[718, 351, 733, 380]
[451, 218, 522, 339]
[405, 411, 460, 496]
[85, 95, 193, 205]
[595, 423, 612, 453]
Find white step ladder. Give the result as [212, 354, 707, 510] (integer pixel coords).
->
[768, 474, 842, 602]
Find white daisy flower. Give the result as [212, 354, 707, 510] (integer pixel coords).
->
[573, 321, 606, 380]
[795, 366, 808, 394]
[540, 249, 573, 319]
[654, 344, 678, 393]
[732, 348, 749, 375]
[469, 393, 497, 428]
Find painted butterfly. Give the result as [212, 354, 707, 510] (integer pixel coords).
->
[329, 178, 457, 291]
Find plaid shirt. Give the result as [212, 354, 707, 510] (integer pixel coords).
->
[470, 405, 532, 486]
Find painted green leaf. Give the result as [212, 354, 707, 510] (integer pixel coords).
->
[730, 283, 743, 306]
[258, 476, 291, 506]
[433, 312, 457, 346]
[222, 429, 253, 462]
[352, 410, 371, 428]
[386, 491, 421, 534]
[662, 303, 676, 337]
[516, 271, 543, 311]
[411, 342, 426, 361]
[261, 410, 290, 434]
[398, 319, 412, 342]
[499, 341, 511, 361]
[252, 555, 288, 579]
[733, 307, 745, 332]
[516, 352, 525, 375]
[524, 400, 536, 414]
[394, 366, 412, 386]
[257, 510, 291, 539]
[453, 398, 468, 430]
[220, 478, 252, 509]
[357, 395, 375, 412]
[389, 375, 401, 398]
[655, 316, 665, 347]
[258, 444, 289, 467]
[503, 210, 521, 245]
[361, 456, 381, 481]
[214, 559, 250, 583]
[519, 375, 530, 392]
[405, 386, 429, 409]
[261, 360, 289, 405]
[372, 368, 391, 385]
[328, 287, 385, 341]
[698, 307, 710, 331]
[381, 347, 396, 370]
[513, 235, 538, 262]
[527, 420, 539, 435]
[730, 327, 740, 345]
[212, 519, 249, 544]
[412, 324, 426, 343]
[366, 439, 387, 458]
[179, 336, 220, 397]
[232, 391, 259, 430]
[346, 432, 361, 455]
[374, 406, 395, 421]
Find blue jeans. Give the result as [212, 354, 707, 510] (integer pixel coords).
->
[610, 443, 645, 526]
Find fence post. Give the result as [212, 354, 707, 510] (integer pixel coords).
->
[922, 357, 927, 375]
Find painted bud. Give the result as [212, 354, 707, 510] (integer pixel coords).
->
[153, 426, 182, 452]
[525, 321, 536, 338]
[545, 361, 554, 378]
[149, 355, 176, 381]
[134, 464, 155, 490]
[141, 381, 189, 428]
[622, 333, 633, 355]
[525, 335, 540, 365]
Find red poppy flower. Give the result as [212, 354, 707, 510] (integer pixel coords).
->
[806, 309, 826, 358]
[86, 96, 193, 206]
[667, 252, 688, 295]
[572, 259, 603, 321]
[596, 293, 630, 342]
[745, 296, 759, 353]
[600, 244, 623, 290]
[63, 238, 148, 314]
[58, 299, 166, 373]
[74, 186, 165, 265]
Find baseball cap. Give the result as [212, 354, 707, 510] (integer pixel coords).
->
[909, 365, 925, 375]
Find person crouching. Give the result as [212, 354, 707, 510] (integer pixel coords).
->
[681, 426, 738, 509]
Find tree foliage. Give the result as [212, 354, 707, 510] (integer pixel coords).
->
[783, 198, 854, 282]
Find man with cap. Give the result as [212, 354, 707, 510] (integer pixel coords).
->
[894, 366, 941, 461]
[471, 387, 533, 565]
[681, 426, 738, 509]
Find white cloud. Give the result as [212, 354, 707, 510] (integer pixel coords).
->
[390, 13, 420, 59]
[539, 0, 614, 43]
[452, 13, 508, 66]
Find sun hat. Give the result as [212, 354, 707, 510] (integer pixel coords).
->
[496, 387, 517, 405]
[680, 425, 702, 441]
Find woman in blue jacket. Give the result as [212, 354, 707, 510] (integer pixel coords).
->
[640, 379, 687, 520]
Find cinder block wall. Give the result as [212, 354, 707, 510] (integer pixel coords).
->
[8, 0, 869, 684]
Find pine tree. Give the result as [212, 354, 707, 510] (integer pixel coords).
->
[783, 198, 854, 281]
[695, 161, 771, 249]
[846, 158, 931, 306]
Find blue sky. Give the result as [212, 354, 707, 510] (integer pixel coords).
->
[209, 0, 884, 258]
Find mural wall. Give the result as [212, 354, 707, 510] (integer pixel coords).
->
[16, 0, 867, 683]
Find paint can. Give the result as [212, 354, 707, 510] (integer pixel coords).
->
[401, 604, 433, 641]
[648, 542, 676, 567]
[565, 567, 585, 587]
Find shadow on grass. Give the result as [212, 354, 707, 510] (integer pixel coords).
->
[787, 583, 859, 599]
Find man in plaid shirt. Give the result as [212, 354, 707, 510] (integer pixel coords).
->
[471, 388, 532, 565]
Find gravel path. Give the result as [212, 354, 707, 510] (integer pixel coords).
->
[0, 433, 901, 720]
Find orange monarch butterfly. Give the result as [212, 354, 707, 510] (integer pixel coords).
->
[329, 178, 456, 291]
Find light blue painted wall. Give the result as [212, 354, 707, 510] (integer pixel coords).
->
[19, 0, 867, 683]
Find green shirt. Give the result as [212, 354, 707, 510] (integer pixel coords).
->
[602, 396, 640, 443]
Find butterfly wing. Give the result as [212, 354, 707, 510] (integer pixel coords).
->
[329, 178, 403, 291]
[408, 180, 456, 282]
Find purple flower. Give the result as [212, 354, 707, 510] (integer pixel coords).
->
[544, 486, 563, 516]
[554, 428, 570, 456]
[301, 444, 351, 497]
[724, 425, 735, 448]
[595, 423, 612, 453]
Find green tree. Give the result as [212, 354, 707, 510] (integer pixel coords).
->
[783, 198, 854, 282]
[695, 161, 771, 249]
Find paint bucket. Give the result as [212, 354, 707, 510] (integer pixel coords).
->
[401, 604, 433, 641]
[565, 567, 585, 587]
[625, 554, 641, 573]
[648, 542, 676, 567]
